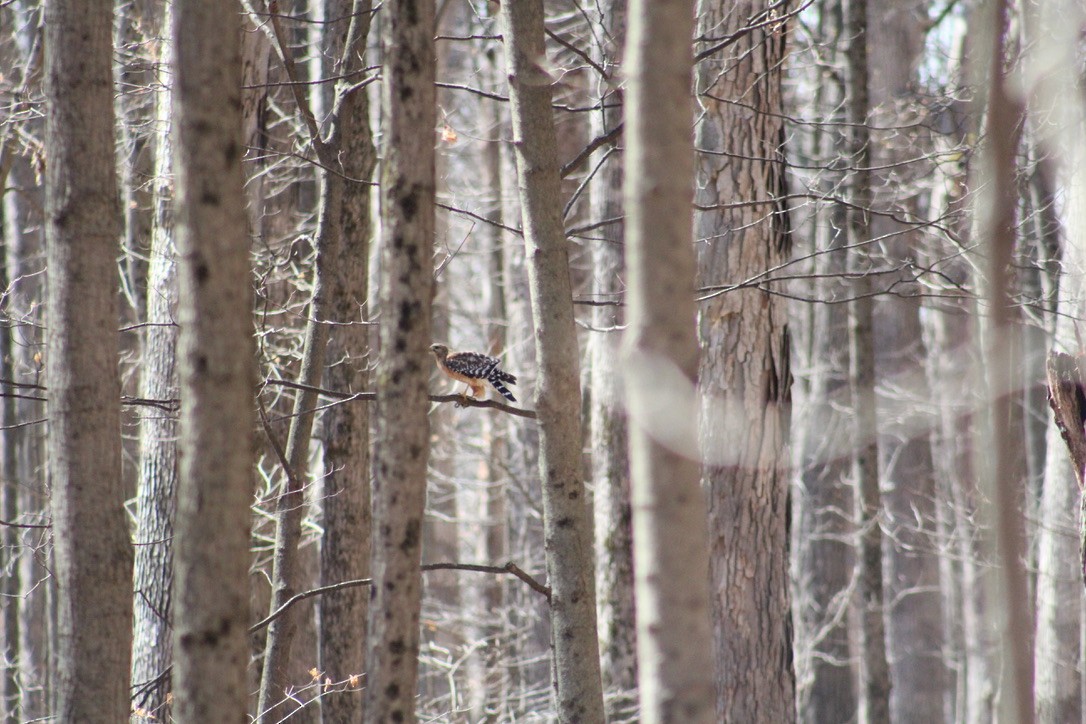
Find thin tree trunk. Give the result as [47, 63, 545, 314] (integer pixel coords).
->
[44, 0, 133, 719]
[3, 155, 49, 722]
[315, 3, 376, 722]
[457, 51, 512, 718]
[317, 2, 375, 720]
[588, 1, 638, 720]
[361, 0, 435, 720]
[170, 1, 254, 719]
[0, 224, 21, 721]
[847, 0, 891, 719]
[790, 3, 856, 720]
[498, 2, 606, 720]
[694, 2, 796, 720]
[1026, 1, 1085, 720]
[130, 5, 178, 716]
[623, 0, 713, 720]
[255, 3, 369, 715]
[866, 2, 947, 717]
[970, 1, 1034, 719]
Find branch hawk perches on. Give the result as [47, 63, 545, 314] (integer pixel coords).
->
[429, 343, 518, 402]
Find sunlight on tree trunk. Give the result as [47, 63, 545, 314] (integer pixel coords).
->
[623, 0, 714, 721]
[130, 5, 177, 717]
[170, 1, 254, 719]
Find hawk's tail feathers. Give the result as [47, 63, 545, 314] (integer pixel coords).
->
[489, 378, 517, 403]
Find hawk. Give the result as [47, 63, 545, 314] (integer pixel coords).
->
[429, 343, 517, 402]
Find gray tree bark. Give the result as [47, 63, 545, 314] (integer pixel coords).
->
[0, 218, 22, 722]
[361, 0, 435, 721]
[0, 38, 36, 711]
[130, 5, 178, 716]
[498, 2, 606, 720]
[43, 0, 134, 719]
[623, 0, 714, 721]
[588, 1, 638, 720]
[694, 1, 796, 721]
[316, 2, 376, 722]
[170, 1, 254, 720]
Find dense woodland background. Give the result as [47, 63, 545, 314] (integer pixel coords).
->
[1, 0, 1085, 721]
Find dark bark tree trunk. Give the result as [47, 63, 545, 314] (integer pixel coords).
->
[361, 0, 435, 720]
[255, 3, 372, 716]
[170, 1, 254, 719]
[43, 0, 134, 719]
[694, 1, 796, 720]
[315, 3, 376, 722]
[498, 2, 606, 720]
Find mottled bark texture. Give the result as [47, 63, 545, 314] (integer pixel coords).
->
[317, 2, 376, 723]
[623, 0, 714, 721]
[361, 0, 435, 721]
[498, 1, 606, 720]
[170, 1, 254, 721]
[43, 0, 134, 720]
[130, 5, 177, 716]
[694, 1, 796, 721]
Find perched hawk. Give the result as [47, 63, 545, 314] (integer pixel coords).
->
[429, 343, 517, 402]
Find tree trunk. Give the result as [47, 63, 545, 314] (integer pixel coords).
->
[170, 1, 254, 720]
[1027, 1, 1086, 720]
[866, 2, 947, 717]
[498, 2, 606, 720]
[790, 3, 857, 720]
[694, 2, 796, 721]
[623, 0, 714, 720]
[313, 4, 375, 723]
[2, 153, 49, 722]
[130, 5, 178, 716]
[43, 0, 134, 719]
[588, 1, 638, 720]
[847, 0, 891, 719]
[970, 2, 1034, 719]
[0, 219, 22, 721]
[361, 0, 435, 720]
[255, 3, 373, 715]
